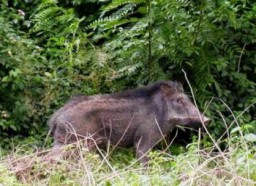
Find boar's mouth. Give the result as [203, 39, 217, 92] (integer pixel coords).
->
[169, 116, 210, 128]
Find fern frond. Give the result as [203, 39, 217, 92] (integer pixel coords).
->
[88, 0, 145, 32]
[102, 0, 145, 13]
[88, 16, 120, 29]
[31, 0, 81, 38]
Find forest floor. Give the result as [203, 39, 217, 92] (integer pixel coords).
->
[0, 133, 256, 186]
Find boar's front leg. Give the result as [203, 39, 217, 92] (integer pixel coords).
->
[134, 125, 166, 165]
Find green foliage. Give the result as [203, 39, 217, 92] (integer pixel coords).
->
[31, 0, 82, 40]
[92, 0, 256, 137]
[88, 0, 146, 45]
[0, 4, 48, 147]
[0, 2, 112, 149]
[0, 164, 20, 186]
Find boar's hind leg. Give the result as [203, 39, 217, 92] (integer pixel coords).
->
[43, 141, 65, 163]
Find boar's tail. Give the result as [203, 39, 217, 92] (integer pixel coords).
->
[48, 112, 59, 135]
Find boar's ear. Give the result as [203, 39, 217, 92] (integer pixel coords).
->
[160, 84, 175, 97]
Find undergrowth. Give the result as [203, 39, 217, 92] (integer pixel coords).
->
[0, 122, 255, 186]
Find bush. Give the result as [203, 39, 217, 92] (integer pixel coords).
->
[0, 2, 112, 149]
[0, 0, 255, 149]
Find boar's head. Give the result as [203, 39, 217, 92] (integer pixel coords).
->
[160, 81, 210, 128]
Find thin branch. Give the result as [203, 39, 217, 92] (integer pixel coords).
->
[147, 0, 153, 80]
[237, 44, 246, 73]
[192, 0, 204, 45]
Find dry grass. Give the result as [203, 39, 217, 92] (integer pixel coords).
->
[0, 129, 255, 186]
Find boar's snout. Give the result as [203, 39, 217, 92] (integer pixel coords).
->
[201, 115, 210, 126]
[202, 115, 210, 124]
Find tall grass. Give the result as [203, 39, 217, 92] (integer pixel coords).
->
[0, 119, 255, 186]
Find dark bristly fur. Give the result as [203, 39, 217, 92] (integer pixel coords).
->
[110, 80, 184, 99]
[48, 80, 209, 165]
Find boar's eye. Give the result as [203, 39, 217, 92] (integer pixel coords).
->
[176, 98, 183, 105]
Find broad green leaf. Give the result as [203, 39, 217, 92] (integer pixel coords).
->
[230, 126, 241, 134]
[244, 133, 256, 142]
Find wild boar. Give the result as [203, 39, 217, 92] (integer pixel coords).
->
[48, 80, 209, 164]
